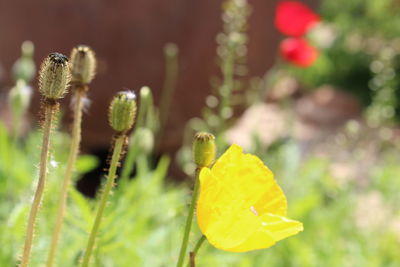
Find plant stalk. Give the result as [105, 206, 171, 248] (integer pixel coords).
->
[46, 87, 85, 267]
[21, 104, 54, 267]
[120, 87, 151, 182]
[81, 135, 125, 267]
[188, 235, 206, 267]
[176, 168, 201, 267]
[159, 44, 178, 139]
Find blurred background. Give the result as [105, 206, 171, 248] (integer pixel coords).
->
[0, 0, 316, 152]
[0, 0, 400, 266]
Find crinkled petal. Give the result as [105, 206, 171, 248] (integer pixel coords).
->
[228, 213, 303, 252]
[196, 144, 302, 252]
[210, 144, 287, 215]
[202, 209, 261, 251]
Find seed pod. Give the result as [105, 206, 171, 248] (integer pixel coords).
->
[39, 52, 70, 100]
[193, 132, 216, 167]
[109, 91, 137, 133]
[70, 45, 96, 85]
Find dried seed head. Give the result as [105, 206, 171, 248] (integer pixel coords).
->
[193, 132, 216, 167]
[39, 52, 70, 100]
[70, 45, 96, 85]
[109, 91, 137, 133]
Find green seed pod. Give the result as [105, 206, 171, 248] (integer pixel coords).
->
[109, 91, 137, 132]
[39, 52, 70, 100]
[70, 45, 96, 85]
[193, 132, 216, 167]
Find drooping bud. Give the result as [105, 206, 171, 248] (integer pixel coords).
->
[70, 45, 96, 85]
[109, 91, 137, 132]
[8, 79, 32, 116]
[39, 52, 70, 100]
[193, 132, 216, 168]
[164, 43, 178, 58]
[134, 127, 154, 154]
[12, 41, 36, 83]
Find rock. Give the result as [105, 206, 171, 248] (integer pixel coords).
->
[296, 85, 362, 127]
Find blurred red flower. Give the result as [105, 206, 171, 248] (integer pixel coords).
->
[280, 37, 318, 67]
[275, 1, 320, 37]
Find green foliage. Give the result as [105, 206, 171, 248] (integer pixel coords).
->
[287, 0, 400, 123]
[0, 119, 399, 266]
[1, 1, 400, 266]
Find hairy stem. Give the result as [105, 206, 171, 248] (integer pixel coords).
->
[119, 139, 140, 184]
[81, 135, 125, 267]
[20, 104, 54, 267]
[46, 88, 86, 267]
[176, 168, 201, 267]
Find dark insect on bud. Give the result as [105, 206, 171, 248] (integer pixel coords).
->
[39, 52, 70, 100]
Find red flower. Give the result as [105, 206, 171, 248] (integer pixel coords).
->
[280, 37, 318, 67]
[275, 1, 320, 37]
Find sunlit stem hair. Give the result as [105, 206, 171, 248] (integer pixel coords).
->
[176, 132, 216, 267]
[20, 52, 70, 267]
[81, 91, 136, 267]
[46, 45, 97, 267]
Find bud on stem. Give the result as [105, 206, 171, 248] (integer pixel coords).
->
[193, 132, 216, 168]
[108, 91, 137, 133]
[39, 53, 70, 100]
[70, 45, 96, 86]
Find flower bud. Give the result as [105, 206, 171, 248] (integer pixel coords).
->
[134, 127, 154, 154]
[70, 45, 96, 85]
[8, 79, 32, 116]
[12, 41, 36, 83]
[164, 43, 178, 58]
[39, 52, 70, 99]
[193, 132, 216, 167]
[109, 91, 137, 132]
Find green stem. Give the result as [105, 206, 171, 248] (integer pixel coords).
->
[81, 135, 125, 267]
[159, 43, 178, 139]
[219, 50, 235, 113]
[216, 46, 235, 136]
[188, 235, 206, 267]
[119, 139, 140, 184]
[176, 168, 201, 267]
[46, 88, 85, 267]
[120, 87, 151, 182]
[21, 104, 54, 267]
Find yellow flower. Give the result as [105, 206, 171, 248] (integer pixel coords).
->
[196, 144, 303, 252]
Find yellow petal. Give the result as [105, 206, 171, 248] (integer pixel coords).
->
[228, 213, 303, 252]
[196, 144, 302, 252]
[209, 144, 287, 215]
[203, 208, 262, 251]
